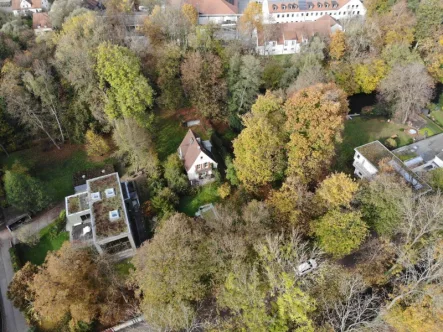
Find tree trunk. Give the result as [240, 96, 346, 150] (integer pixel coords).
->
[0, 143, 9, 157]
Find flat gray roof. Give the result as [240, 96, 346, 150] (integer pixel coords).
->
[394, 133, 443, 163]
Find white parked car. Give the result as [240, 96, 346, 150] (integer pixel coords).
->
[297, 259, 318, 276]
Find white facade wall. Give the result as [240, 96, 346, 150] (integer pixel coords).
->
[13, 0, 48, 16]
[257, 39, 302, 55]
[187, 151, 218, 181]
[433, 156, 443, 168]
[353, 152, 378, 179]
[198, 14, 239, 24]
[263, 0, 365, 23]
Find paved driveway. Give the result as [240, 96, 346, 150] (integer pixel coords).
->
[0, 229, 28, 332]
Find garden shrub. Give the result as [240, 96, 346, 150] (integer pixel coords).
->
[9, 246, 22, 272]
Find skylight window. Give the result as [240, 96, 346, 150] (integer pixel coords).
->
[109, 210, 120, 221]
[105, 188, 116, 198]
[91, 192, 101, 201]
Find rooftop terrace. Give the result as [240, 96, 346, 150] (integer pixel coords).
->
[88, 173, 129, 240]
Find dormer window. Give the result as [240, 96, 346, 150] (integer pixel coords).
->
[293, 4, 298, 8]
[282, 4, 286, 9]
[308, 4, 314, 9]
[190, 137, 194, 145]
[105, 188, 115, 198]
[273, 4, 278, 10]
[109, 210, 120, 221]
[91, 192, 101, 201]
[318, 2, 322, 7]
[325, 2, 329, 7]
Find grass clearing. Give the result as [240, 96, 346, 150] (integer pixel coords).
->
[418, 116, 443, 137]
[334, 116, 413, 173]
[154, 111, 212, 161]
[16, 223, 69, 265]
[1, 145, 108, 203]
[114, 258, 135, 277]
[430, 110, 443, 128]
[178, 183, 220, 216]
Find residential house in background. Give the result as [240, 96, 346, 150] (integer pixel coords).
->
[257, 14, 342, 55]
[32, 12, 52, 35]
[262, 0, 366, 23]
[0, 0, 11, 8]
[169, 0, 240, 24]
[12, 0, 49, 16]
[65, 172, 138, 259]
[353, 141, 432, 193]
[178, 129, 218, 185]
[393, 133, 443, 173]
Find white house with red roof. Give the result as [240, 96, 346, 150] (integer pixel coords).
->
[178, 129, 218, 184]
[262, 0, 365, 23]
[169, 0, 240, 24]
[257, 14, 342, 55]
[12, 0, 49, 16]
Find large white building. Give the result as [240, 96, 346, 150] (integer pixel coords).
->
[352, 138, 441, 193]
[12, 0, 49, 16]
[257, 14, 342, 55]
[262, 0, 366, 23]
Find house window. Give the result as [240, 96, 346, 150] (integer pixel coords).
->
[81, 214, 91, 222]
[357, 10, 360, 14]
[277, 14, 280, 18]
[357, 154, 361, 159]
[197, 164, 201, 170]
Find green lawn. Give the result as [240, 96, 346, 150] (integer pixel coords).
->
[430, 110, 443, 127]
[154, 113, 188, 162]
[114, 258, 135, 277]
[1, 146, 108, 203]
[16, 224, 69, 265]
[418, 116, 443, 137]
[178, 183, 220, 216]
[334, 116, 413, 173]
[154, 112, 213, 161]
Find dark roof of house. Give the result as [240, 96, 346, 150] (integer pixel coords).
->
[73, 165, 115, 187]
[178, 129, 214, 171]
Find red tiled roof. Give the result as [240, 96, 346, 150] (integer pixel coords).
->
[169, 0, 238, 15]
[178, 129, 212, 172]
[32, 12, 51, 29]
[258, 17, 337, 46]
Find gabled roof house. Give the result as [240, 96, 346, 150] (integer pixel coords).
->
[257, 14, 342, 55]
[169, 0, 240, 24]
[12, 0, 49, 16]
[178, 129, 218, 184]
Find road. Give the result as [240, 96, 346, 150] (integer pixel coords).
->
[0, 229, 27, 332]
[0, 202, 63, 332]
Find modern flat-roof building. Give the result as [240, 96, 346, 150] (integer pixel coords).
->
[393, 133, 443, 174]
[65, 172, 137, 259]
[353, 141, 432, 193]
